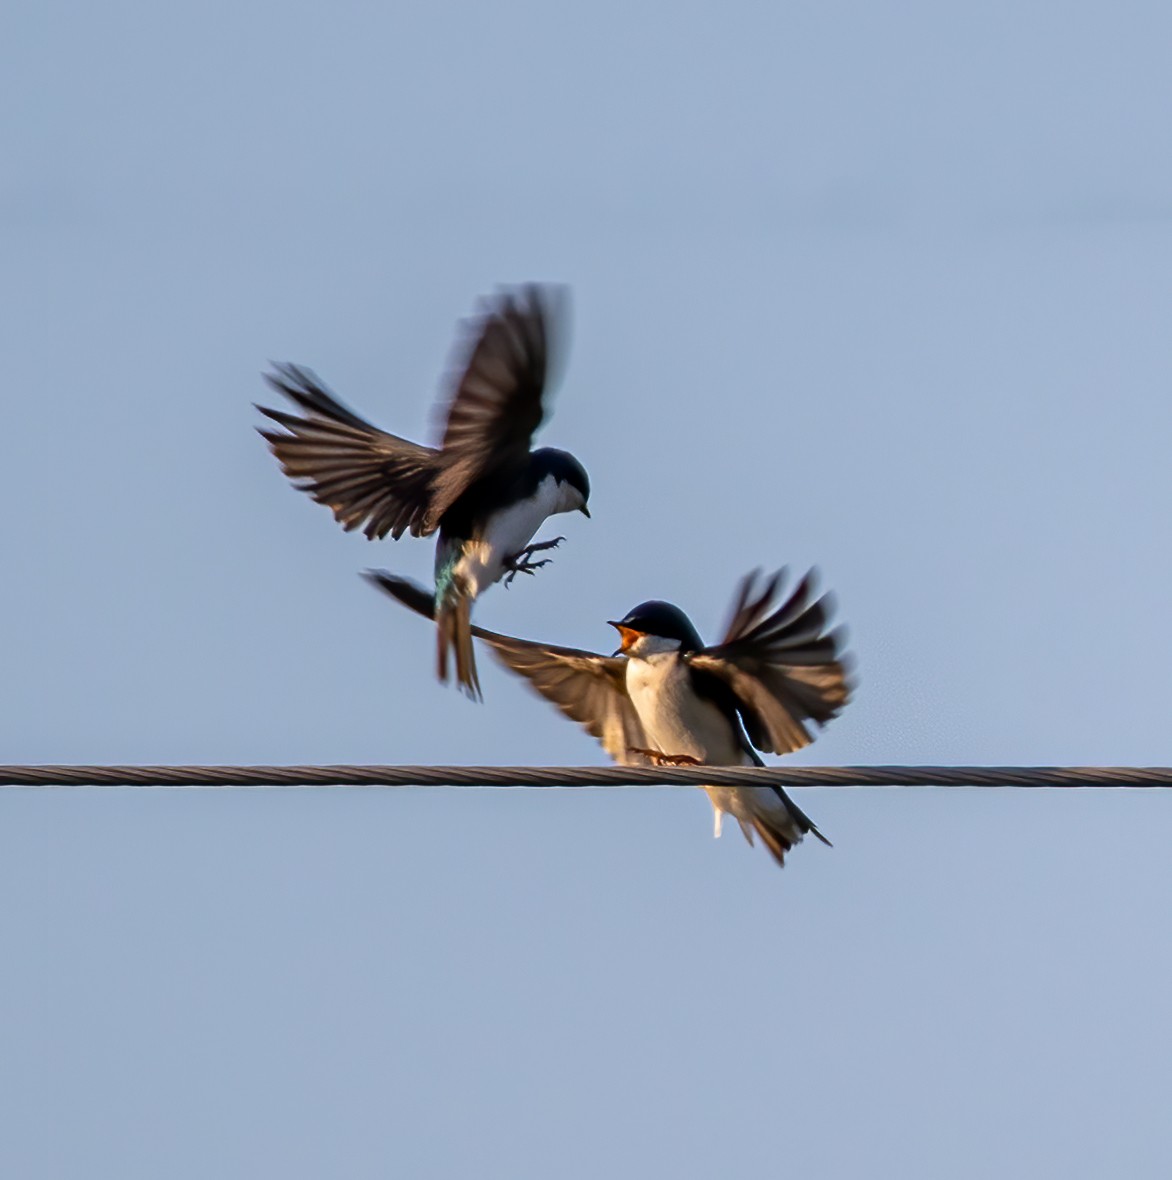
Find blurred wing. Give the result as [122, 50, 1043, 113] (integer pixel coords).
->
[427, 285, 567, 526]
[687, 568, 854, 756]
[365, 571, 648, 764]
[258, 363, 440, 540]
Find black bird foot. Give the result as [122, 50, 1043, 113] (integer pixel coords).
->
[503, 558, 551, 587]
[519, 535, 565, 559]
[628, 748, 704, 767]
[502, 537, 565, 587]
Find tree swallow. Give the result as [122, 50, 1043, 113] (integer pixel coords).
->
[365, 568, 854, 868]
[258, 285, 591, 699]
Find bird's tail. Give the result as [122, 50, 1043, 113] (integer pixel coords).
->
[745, 787, 832, 869]
[434, 564, 481, 700]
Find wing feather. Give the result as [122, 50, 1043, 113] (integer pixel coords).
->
[426, 285, 567, 528]
[365, 571, 648, 764]
[258, 363, 440, 539]
[688, 569, 854, 756]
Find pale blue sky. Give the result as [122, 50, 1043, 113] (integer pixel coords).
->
[4, 1, 1172, 1176]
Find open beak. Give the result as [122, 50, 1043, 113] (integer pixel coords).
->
[579, 505, 591, 518]
[607, 621, 641, 656]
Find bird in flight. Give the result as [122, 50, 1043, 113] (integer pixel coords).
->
[258, 285, 591, 699]
[366, 567, 853, 867]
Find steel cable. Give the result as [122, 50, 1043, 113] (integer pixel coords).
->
[2, 765, 1171, 788]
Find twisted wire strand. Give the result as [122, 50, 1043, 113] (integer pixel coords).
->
[1, 765, 1171, 789]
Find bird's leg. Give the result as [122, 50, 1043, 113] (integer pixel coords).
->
[713, 809, 723, 839]
[627, 748, 704, 767]
[502, 537, 565, 587]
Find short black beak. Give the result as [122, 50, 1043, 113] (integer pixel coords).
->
[580, 505, 591, 518]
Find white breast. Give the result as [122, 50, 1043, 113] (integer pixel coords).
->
[444, 476, 561, 598]
[625, 646, 786, 838]
[625, 652, 747, 765]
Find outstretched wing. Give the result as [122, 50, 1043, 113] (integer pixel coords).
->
[426, 285, 567, 529]
[687, 569, 854, 756]
[258, 363, 440, 540]
[365, 571, 648, 764]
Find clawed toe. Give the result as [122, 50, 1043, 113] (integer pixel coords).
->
[504, 539, 565, 587]
[503, 557, 554, 587]
[523, 536, 565, 557]
[628, 747, 703, 767]
[513, 536, 565, 564]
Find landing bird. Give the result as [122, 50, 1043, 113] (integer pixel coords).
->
[366, 568, 854, 868]
[257, 285, 591, 699]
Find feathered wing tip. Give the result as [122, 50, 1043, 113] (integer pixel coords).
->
[435, 589, 482, 701]
[700, 567, 855, 755]
[256, 363, 440, 541]
[261, 362, 374, 430]
[432, 284, 570, 443]
[364, 569, 436, 619]
[719, 566, 787, 640]
[361, 569, 483, 700]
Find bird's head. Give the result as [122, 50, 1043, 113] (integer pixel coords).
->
[534, 447, 591, 518]
[608, 600, 703, 658]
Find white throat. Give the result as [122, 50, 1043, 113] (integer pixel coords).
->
[626, 633, 683, 660]
[552, 479, 586, 516]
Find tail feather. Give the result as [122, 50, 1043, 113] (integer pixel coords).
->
[749, 788, 832, 869]
[753, 816, 796, 868]
[436, 590, 481, 700]
[364, 568, 483, 700]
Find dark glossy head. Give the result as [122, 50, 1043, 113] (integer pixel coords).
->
[608, 600, 703, 654]
[532, 447, 590, 516]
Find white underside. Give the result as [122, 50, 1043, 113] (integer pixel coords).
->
[626, 649, 746, 764]
[436, 477, 563, 599]
[625, 646, 795, 842]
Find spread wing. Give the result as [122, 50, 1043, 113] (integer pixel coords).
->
[426, 285, 567, 529]
[687, 569, 854, 756]
[258, 363, 440, 540]
[365, 571, 648, 764]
